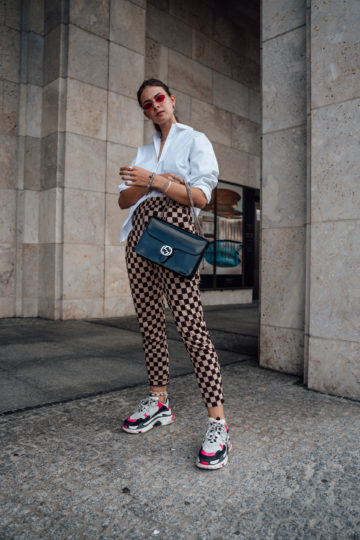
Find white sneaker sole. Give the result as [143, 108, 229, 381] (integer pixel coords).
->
[122, 412, 175, 434]
[196, 441, 232, 470]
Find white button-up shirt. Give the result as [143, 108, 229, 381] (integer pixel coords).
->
[118, 122, 219, 241]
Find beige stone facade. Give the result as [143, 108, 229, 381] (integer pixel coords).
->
[0, 0, 359, 400]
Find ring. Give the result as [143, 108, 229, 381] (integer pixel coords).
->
[129, 166, 133, 171]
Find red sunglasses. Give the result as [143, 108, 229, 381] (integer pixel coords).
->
[142, 94, 166, 111]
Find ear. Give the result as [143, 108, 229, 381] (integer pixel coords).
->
[171, 94, 176, 108]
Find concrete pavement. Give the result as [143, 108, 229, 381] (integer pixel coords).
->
[0, 303, 359, 539]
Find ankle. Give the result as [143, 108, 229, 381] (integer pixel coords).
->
[150, 390, 168, 403]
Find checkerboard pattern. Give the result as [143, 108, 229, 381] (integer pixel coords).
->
[125, 197, 224, 408]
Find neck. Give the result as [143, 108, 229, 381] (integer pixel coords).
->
[160, 118, 176, 141]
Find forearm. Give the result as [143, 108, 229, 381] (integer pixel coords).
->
[118, 186, 146, 209]
[152, 175, 207, 209]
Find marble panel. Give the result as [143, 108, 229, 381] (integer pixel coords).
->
[172, 89, 191, 125]
[25, 84, 42, 138]
[212, 143, 248, 185]
[107, 92, 144, 147]
[38, 243, 57, 301]
[192, 30, 231, 77]
[191, 99, 231, 146]
[262, 126, 306, 229]
[44, 0, 68, 34]
[62, 244, 104, 299]
[42, 78, 66, 138]
[201, 288, 253, 306]
[39, 188, 63, 244]
[169, 0, 213, 37]
[41, 132, 65, 189]
[63, 189, 105, 245]
[309, 221, 360, 343]
[232, 116, 260, 156]
[213, 73, 248, 118]
[66, 79, 107, 140]
[105, 193, 128, 246]
[168, 50, 212, 103]
[69, 0, 109, 39]
[0, 189, 16, 243]
[22, 244, 39, 299]
[105, 245, 130, 297]
[213, 15, 234, 49]
[262, 0, 306, 41]
[4, 0, 21, 30]
[145, 38, 168, 81]
[311, 0, 360, 107]
[20, 190, 39, 244]
[62, 298, 104, 319]
[27, 31, 44, 86]
[231, 52, 260, 92]
[261, 227, 305, 329]
[110, 0, 145, 54]
[104, 296, 135, 318]
[147, 4, 192, 58]
[262, 27, 306, 133]
[248, 89, 261, 124]
[24, 136, 41, 190]
[0, 27, 20, 83]
[22, 298, 39, 317]
[308, 336, 360, 400]
[109, 42, 144, 98]
[260, 325, 304, 376]
[0, 244, 16, 298]
[0, 133, 17, 189]
[106, 142, 137, 194]
[0, 297, 15, 317]
[148, 0, 169, 11]
[130, 0, 146, 7]
[311, 99, 360, 222]
[64, 133, 106, 192]
[68, 25, 108, 89]
[24, 0, 44, 34]
[0, 80, 19, 136]
[143, 119, 154, 144]
[43, 24, 64, 86]
[248, 155, 260, 190]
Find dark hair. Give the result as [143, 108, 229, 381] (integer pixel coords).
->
[137, 78, 178, 135]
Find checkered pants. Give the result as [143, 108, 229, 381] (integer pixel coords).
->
[126, 197, 224, 408]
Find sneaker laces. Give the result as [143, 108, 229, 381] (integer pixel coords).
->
[203, 419, 226, 446]
[136, 396, 159, 414]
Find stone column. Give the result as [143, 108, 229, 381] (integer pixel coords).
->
[306, 0, 360, 399]
[260, 1, 308, 374]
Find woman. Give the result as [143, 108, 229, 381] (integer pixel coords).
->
[118, 79, 231, 470]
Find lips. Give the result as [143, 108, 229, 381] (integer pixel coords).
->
[156, 111, 164, 116]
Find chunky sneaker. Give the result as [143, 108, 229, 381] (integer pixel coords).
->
[196, 417, 231, 470]
[122, 396, 175, 434]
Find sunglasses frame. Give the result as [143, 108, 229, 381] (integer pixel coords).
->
[142, 93, 166, 111]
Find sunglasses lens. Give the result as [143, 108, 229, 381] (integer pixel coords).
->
[155, 94, 166, 103]
[143, 102, 152, 110]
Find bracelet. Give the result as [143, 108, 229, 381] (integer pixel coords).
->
[147, 172, 156, 191]
[160, 179, 171, 194]
[150, 391, 168, 398]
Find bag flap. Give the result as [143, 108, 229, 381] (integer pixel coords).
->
[145, 218, 208, 256]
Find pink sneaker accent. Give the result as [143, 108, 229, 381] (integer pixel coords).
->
[219, 443, 224, 449]
[200, 461, 209, 465]
[201, 450, 216, 457]
[157, 402, 164, 409]
[126, 417, 136, 422]
[171, 413, 175, 421]
[144, 413, 148, 418]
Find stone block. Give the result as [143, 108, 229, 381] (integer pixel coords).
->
[66, 79, 107, 140]
[39, 188, 62, 244]
[248, 154, 260, 189]
[106, 142, 137, 194]
[148, 0, 169, 11]
[262, 0, 306, 41]
[24, 0, 44, 34]
[38, 242, 57, 301]
[64, 133, 106, 192]
[4, 0, 21, 30]
[22, 297, 39, 317]
[232, 116, 260, 156]
[41, 132, 65, 189]
[168, 50, 212, 103]
[69, 0, 109, 39]
[109, 42, 144, 98]
[0, 80, 19, 136]
[44, 0, 69, 34]
[105, 193, 128, 246]
[231, 52, 260, 92]
[27, 31, 44, 86]
[20, 190, 39, 244]
[309, 220, 360, 343]
[68, 25, 108, 89]
[311, 99, 360, 222]
[25, 84, 42, 138]
[110, 0, 145, 54]
[308, 336, 360, 400]
[0, 296, 15, 317]
[260, 325, 304, 376]
[105, 245, 130, 297]
[261, 227, 305, 329]
[147, 4, 192, 58]
[23, 136, 41, 190]
[191, 99, 231, 146]
[62, 298, 104, 319]
[262, 126, 306, 228]
[63, 189, 105, 245]
[311, 0, 360, 107]
[0, 133, 17, 189]
[107, 92, 144, 147]
[212, 143, 248, 185]
[248, 89, 261, 124]
[0, 189, 16, 243]
[62, 244, 104, 299]
[22, 244, 39, 299]
[169, 0, 213, 37]
[0, 244, 16, 299]
[0, 27, 20, 83]
[104, 295, 135, 317]
[172, 89, 191, 125]
[42, 78, 66, 138]
[262, 27, 306, 133]
[213, 73, 248, 118]
[43, 24, 65, 86]
[192, 30, 231, 77]
[145, 38, 168, 81]
[143, 119, 154, 144]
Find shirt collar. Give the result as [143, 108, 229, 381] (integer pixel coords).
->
[151, 122, 193, 139]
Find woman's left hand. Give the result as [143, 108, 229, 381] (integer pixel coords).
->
[119, 166, 152, 189]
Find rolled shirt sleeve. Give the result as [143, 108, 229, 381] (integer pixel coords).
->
[187, 133, 219, 203]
